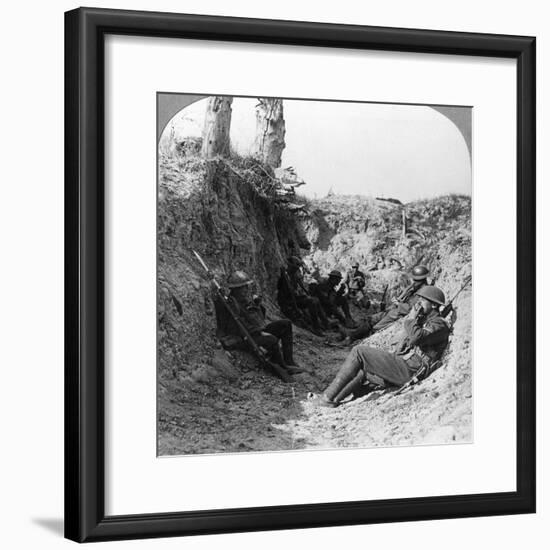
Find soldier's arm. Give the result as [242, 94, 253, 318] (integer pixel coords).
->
[404, 316, 448, 346]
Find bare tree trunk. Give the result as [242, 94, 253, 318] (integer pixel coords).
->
[252, 98, 286, 168]
[402, 208, 407, 238]
[201, 96, 233, 158]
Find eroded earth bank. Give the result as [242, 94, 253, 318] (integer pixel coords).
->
[157, 146, 472, 456]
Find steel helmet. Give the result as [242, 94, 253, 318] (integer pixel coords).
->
[328, 270, 343, 279]
[411, 265, 430, 281]
[351, 260, 360, 268]
[227, 270, 253, 289]
[416, 285, 446, 306]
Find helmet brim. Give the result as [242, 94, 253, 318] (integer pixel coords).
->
[415, 292, 445, 306]
[227, 281, 253, 289]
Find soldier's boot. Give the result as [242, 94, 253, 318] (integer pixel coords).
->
[308, 314, 325, 337]
[309, 393, 338, 408]
[267, 348, 294, 382]
[334, 311, 347, 326]
[280, 328, 297, 366]
[344, 316, 358, 329]
[286, 366, 307, 375]
[337, 297, 357, 328]
[281, 342, 307, 374]
[275, 344, 306, 375]
[332, 372, 365, 403]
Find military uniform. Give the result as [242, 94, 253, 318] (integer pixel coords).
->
[277, 268, 328, 331]
[345, 267, 369, 308]
[313, 276, 353, 325]
[322, 308, 450, 403]
[345, 268, 366, 293]
[346, 281, 426, 341]
[214, 293, 297, 367]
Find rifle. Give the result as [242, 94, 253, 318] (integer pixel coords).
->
[394, 352, 445, 395]
[380, 284, 389, 312]
[280, 267, 300, 316]
[192, 250, 292, 382]
[395, 361, 433, 396]
[441, 275, 472, 318]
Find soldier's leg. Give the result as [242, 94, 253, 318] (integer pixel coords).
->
[297, 296, 323, 331]
[332, 371, 364, 403]
[335, 295, 356, 328]
[340, 313, 383, 345]
[322, 345, 367, 402]
[328, 304, 347, 325]
[342, 297, 353, 320]
[264, 320, 296, 365]
[253, 331, 286, 368]
[316, 345, 412, 406]
[372, 304, 409, 332]
[356, 346, 412, 387]
[346, 319, 373, 342]
[312, 297, 329, 328]
[369, 311, 385, 325]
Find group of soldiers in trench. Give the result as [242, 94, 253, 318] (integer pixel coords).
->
[212, 256, 454, 408]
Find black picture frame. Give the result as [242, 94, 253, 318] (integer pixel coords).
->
[65, 7, 536, 543]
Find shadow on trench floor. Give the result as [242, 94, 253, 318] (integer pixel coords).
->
[157, 326, 352, 456]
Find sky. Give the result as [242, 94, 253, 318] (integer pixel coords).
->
[162, 96, 471, 202]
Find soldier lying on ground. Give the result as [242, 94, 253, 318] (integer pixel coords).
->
[213, 270, 306, 376]
[340, 264, 431, 345]
[311, 270, 357, 328]
[310, 285, 450, 407]
[277, 256, 328, 336]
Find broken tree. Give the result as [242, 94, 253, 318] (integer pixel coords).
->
[201, 96, 233, 158]
[252, 98, 286, 168]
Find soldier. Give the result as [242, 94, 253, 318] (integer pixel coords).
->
[277, 256, 328, 336]
[340, 264, 431, 344]
[312, 270, 356, 328]
[310, 286, 450, 407]
[345, 260, 370, 309]
[214, 270, 306, 376]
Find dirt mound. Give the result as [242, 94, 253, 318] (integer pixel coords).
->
[301, 193, 471, 299]
[158, 151, 309, 379]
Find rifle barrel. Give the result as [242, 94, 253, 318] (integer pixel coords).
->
[192, 249, 290, 382]
[192, 249, 208, 271]
[449, 276, 472, 302]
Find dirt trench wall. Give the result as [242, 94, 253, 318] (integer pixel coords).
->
[300, 194, 471, 300]
[293, 194, 473, 446]
[157, 154, 308, 379]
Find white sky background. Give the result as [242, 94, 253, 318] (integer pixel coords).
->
[163, 97, 471, 202]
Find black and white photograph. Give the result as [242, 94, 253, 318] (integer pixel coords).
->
[0, 0, 543, 547]
[157, 94, 472, 456]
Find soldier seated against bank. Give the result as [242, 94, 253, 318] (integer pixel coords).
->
[277, 256, 328, 336]
[341, 264, 431, 345]
[344, 260, 370, 309]
[311, 270, 357, 328]
[310, 285, 450, 407]
[213, 270, 306, 376]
